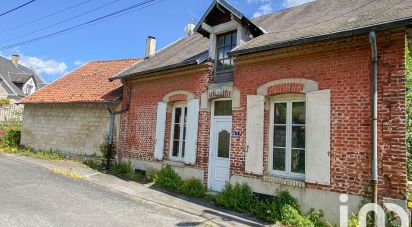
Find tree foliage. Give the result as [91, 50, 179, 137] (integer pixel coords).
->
[406, 39, 412, 180]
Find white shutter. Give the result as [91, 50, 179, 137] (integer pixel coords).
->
[245, 95, 265, 175]
[154, 102, 167, 160]
[184, 99, 200, 164]
[305, 89, 331, 185]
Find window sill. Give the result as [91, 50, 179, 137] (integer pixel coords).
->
[263, 175, 305, 188]
[163, 159, 185, 168]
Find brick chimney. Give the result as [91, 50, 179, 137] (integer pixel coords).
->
[145, 36, 156, 58]
[11, 55, 19, 68]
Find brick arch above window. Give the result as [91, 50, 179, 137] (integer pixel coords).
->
[256, 78, 319, 96]
[162, 90, 195, 103]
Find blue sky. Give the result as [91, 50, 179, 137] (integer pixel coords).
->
[0, 0, 312, 82]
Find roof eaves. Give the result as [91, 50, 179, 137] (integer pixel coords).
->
[231, 17, 412, 57]
[0, 73, 18, 95]
[112, 58, 207, 81]
[18, 100, 120, 105]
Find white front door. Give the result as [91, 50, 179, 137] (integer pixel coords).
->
[208, 100, 232, 192]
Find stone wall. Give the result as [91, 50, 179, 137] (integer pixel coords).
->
[21, 103, 120, 156]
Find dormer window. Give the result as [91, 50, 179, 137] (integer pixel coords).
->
[216, 31, 237, 73]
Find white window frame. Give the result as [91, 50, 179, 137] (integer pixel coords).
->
[269, 94, 306, 180]
[169, 102, 188, 161]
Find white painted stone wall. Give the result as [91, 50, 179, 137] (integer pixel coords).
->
[21, 103, 120, 156]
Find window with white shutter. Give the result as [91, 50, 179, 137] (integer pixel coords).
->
[245, 95, 265, 175]
[305, 89, 331, 185]
[184, 99, 200, 164]
[269, 94, 306, 180]
[154, 102, 167, 160]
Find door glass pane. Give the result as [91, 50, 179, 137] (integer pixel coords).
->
[274, 103, 287, 124]
[217, 130, 230, 158]
[291, 149, 305, 174]
[214, 100, 232, 116]
[292, 102, 305, 124]
[273, 126, 286, 147]
[273, 148, 285, 171]
[292, 126, 305, 149]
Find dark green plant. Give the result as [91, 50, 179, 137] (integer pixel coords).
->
[406, 39, 412, 180]
[155, 165, 182, 190]
[112, 161, 132, 176]
[280, 204, 314, 227]
[306, 208, 325, 227]
[215, 183, 255, 212]
[83, 159, 104, 171]
[99, 136, 116, 170]
[2, 129, 21, 147]
[180, 178, 207, 197]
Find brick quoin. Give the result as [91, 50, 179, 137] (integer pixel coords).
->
[118, 28, 407, 200]
[232, 28, 407, 199]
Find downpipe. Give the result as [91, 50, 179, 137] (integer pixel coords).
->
[106, 86, 132, 169]
[369, 31, 378, 206]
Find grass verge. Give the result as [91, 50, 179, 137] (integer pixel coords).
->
[49, 167, 83, 180]
[0, 144, 66, 161]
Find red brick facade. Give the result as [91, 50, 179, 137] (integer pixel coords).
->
[118, 28, 407, 200]
[232, 28, 407, 199]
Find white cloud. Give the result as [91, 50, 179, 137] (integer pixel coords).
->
[253, 3, 273, 18]
[74, 60, 83, 66]
[19, 55, 67, 75]
[282, 0, 314, 8]
[247, 0, 270, 4]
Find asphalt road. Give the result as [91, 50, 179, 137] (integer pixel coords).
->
[0, 155, 196, 227]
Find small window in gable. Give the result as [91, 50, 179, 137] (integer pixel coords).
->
[216, 31, 237, 73]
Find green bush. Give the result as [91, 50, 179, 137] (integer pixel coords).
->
[155, 165, 182, 190]
[2, 129, 21, 147]
[180, 178, 207, 197]
[112, 161, 132, 176]
[406, 40, 412, 180]
[281, 204, 315, 227]
[215, 183, 255, 212]
[83, 159, 104, 171]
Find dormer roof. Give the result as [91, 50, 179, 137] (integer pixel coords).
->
[194, 0, 264, 38]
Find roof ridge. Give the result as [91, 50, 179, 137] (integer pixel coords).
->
[89, 58, 142, 63]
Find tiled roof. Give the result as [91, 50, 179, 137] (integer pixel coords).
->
[113, 0, 412, 80]
[20, 59, 141, 104]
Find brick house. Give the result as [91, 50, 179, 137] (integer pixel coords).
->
[111, 0, 412, 222]
[20, 59, 141, 156]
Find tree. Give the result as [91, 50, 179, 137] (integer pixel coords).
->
[406, 39, 412, 180]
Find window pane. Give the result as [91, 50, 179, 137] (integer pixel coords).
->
[225, 34, 231, 46]
[183, 107, 187, 124]
[218, 48, 224, 60]
[217, 130, 230, 158]
[292, 102, 305, 124]
[273, 148, 285, 171]
[217, 59, 223, 71]
[231, 32, 237, 45]
[274, 103, 287, 124]
[172, 141, 179, 157]
[183, 124, 187, 140]
[222, 59, 233, 70]
[218, 36, 224, 47]
[291, 149, 305, 174]
[273, 126, 286, 147]
[173, 125, 180, 140]
[292, 126, 305, 149]
[224, 47, 231, 58]
[182, 141, 185, 157]
[174, 107, 182, 124]
[214, 100, 232, 116]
